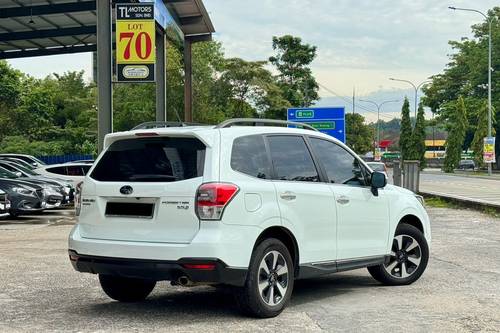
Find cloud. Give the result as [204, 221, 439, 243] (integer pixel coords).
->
[205, 0, 497, 95]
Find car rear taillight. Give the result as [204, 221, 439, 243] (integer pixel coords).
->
[75, 181, 83, 216]
[196, 183, 239, 220]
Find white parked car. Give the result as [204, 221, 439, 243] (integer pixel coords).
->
[35, 163, 92, 187]
[69, 119, 431, 318]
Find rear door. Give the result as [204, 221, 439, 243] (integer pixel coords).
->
[78, 135, 208, 243]
[267, 135, 337, 263]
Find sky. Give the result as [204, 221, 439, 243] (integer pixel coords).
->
[7, 0, 497, 121]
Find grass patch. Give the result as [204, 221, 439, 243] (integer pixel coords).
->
[424, 197, 457, 209]
[423, 195, 500, 218]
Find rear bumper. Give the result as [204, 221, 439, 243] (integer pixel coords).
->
[69, 250, 247, 286]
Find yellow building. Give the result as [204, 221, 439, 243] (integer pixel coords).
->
[425, 139, 446, 158]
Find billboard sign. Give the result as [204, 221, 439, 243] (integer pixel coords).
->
[287, 107, 346, 143]
[484, 137, 496, 163]
[116, 3, 155, 82]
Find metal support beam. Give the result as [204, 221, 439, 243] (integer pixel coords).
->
[0, 26, 97, 42]
[0, 44, 96, 60]
[185, 33, 212, 43]
[97, 0, 112, 153]
[0, 1, 96, 19]
[184, 38, 193, 122]
[155, 28, 166, 122]
[179, 15, 204, 26]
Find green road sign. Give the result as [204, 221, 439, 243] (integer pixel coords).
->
[310, 122, 335, 130]
[296, 110, 314, 118]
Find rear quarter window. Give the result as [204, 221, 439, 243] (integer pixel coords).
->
[90, 137, 206, 182]
[46, 166, 67, 175]
[231, 135, 271, 179]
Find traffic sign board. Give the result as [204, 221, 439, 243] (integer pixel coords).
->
[116, 3, 155, 82]
[287, 107, 346, 143]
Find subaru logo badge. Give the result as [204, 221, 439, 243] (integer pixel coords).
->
[120, 185, 133, 195]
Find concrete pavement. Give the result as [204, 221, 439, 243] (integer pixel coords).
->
[419, 172, 500, 208]
[1, 208, 499, 332]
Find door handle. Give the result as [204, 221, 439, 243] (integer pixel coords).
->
[280, 191, 296, 201]
[336, 195, 350, 205]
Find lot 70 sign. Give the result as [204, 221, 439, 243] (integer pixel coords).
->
[116, 3, 155, 82]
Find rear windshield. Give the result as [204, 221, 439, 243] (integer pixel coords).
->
[90, 137, 206, 182]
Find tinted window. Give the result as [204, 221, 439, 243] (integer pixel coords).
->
[91, 137, 205, 182]
[81, 165, 91, 175]
[231, 135, 271, 179]
[309, 138, 367, 186]
[267, 136, 319, 182]
[67, 166, 83, 176]
[47, 166, 67, 175]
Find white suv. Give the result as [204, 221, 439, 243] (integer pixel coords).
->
[69, 119, 430, 318]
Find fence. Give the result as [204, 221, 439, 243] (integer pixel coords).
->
[37, 154, 94, 165]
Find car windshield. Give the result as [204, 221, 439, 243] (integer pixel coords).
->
[0, 166, 19, 179]
[14, 163, 40, 176]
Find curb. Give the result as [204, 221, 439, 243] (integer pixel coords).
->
[419, 190, 500, 214]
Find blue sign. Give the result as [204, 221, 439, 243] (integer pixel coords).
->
[287, 107, 346, 143]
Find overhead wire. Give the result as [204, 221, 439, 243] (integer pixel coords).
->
[317, 83, 398, 120]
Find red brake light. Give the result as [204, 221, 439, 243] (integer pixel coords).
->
[196, 183, 239, 220]
[182, 263, 216, 270]
[135, 132, 159, 137]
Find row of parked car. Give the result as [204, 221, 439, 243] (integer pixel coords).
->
[0, 153, 92, 218]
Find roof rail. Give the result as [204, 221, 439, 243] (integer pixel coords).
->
[215, 118, 319, 132]
[132, 121, 206, 130]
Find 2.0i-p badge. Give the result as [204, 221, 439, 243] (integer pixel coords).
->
[119, 185, 133, 195]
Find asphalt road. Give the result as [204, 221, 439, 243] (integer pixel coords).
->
[419, 172, 500, 207]
[1, 208, 499, 332]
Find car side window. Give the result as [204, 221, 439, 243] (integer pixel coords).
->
[67, 166, 84, 176]
[81, 165, 91, 175]
[231, 135, 271, 179]
[46, 166, 67, 175]
[267, 136, 319, 182]
[309, 137, 367, 186]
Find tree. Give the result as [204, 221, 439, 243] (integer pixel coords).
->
[444, 96, 468, 172]
[471, 101, 497, 168]
[399, 97, 413, 160]
[345, 113, 374, 154]
[413, 102, 427, 168]
[423, 7, 500, 167]
[269, 35, 319, 116]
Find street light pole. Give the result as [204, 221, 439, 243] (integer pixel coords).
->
[359, 99, 399, 150]
[389, 78, 430, 118]
[449, 6, 493, 176]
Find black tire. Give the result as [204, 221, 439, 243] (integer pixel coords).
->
[98, 275, 156, 302]
[9, 210, 19, 218]
[235, 238, 294, 318]
[368, 223, 429, 286]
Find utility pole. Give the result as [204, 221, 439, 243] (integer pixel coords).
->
[352, 86, 355, 114]
[449, 6, 493, 175]
[389, 78, 430, 119]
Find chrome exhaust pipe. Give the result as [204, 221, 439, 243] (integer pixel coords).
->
[178, 276, 191, 286]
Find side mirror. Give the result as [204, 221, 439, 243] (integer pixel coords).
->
[371, 171, 386, 196]
[15, 172, 22, 177]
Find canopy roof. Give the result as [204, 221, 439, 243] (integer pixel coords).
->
[0, 0, 214, 60]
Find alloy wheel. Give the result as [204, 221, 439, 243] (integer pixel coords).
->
[257, 250, 289, 306]
[384, 234, 422, 279]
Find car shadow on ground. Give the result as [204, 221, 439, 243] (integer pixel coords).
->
[78, 273, 380, 319]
